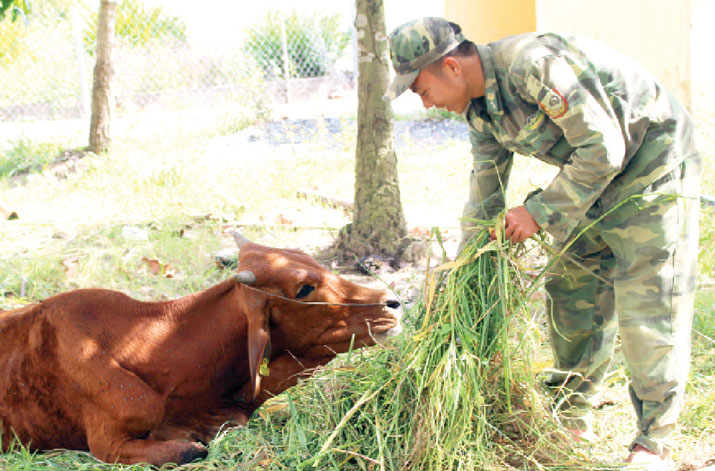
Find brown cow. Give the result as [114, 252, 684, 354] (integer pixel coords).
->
[0, 237, 401, 466]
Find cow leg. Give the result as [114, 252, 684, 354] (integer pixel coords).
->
[87, 413, 208, 466]
[89, 428, 208, 467]
[236, 353, 331, 408]
[80, 366, 207, 466]
[145, 354, 332, 451]
[147, 408, 254, 445]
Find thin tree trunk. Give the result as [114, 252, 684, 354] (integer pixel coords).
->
[349, 0, 407, 257]
[88, 0, 116, 153]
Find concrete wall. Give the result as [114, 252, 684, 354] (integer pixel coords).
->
[385, 0, 446, 32]
[445, 0, 536, 43]
[688, 0, 713, 104]
[534, 0, 692, 110]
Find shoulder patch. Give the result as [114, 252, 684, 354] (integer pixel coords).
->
[525, 110, 545, 131]
[539, 88, 568, 118]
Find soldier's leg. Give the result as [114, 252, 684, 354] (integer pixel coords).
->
[600, 160, 700, 457]
[544, 229, 617, 432]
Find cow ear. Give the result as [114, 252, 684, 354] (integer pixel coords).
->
[246, 302, 270, 402]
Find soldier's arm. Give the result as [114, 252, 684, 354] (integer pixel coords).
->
[522, 54, 626, 242]
[458, 127, 513, 253]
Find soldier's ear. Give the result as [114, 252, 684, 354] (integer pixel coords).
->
[443, 56, 461, 76]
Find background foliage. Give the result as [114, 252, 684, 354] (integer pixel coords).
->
[82, 0, 187, 52]
[243, 9, 351, 79]
[0, 0, 31, 21]
[0, 1, 349, 122]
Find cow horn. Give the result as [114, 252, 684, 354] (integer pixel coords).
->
[233, 271, 256, 285]
[229, 229, 251, 249]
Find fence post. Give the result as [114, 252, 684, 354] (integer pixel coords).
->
[350, 0, 358, 84]
[279, 10, 291, 103]
[71, 7, 91, 119]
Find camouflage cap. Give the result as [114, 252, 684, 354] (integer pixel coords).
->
[383, 17, 465, 101]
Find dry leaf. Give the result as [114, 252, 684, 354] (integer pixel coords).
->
[141, 257, 162, 276]
[409, 227, 430, 238]
[141, 257, 175, 278]
[0, 205, 18, 220]
[276, 214, 293, 225]
[62, 259, 80, 279]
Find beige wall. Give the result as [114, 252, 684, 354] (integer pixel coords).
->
[445, 0, 536, 44]
[443, 0, 693, 110]
[535, 0, 692, 110]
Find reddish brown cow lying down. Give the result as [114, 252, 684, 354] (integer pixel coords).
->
[0, 236, 401, 466]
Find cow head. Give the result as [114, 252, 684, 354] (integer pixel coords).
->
[230, 232, 402, 400]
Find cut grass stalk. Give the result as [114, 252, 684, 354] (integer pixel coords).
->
[268, 223, 576, 470]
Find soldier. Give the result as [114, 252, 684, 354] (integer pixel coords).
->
[384, 17, 701, 471]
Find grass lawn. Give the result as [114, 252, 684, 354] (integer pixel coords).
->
[0, 91, 713, 469]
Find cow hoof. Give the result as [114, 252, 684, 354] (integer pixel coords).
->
[180, 443, 208, 464]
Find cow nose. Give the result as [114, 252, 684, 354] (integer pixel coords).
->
[385, 299, 401, 310]
[380, 296, 403, 339]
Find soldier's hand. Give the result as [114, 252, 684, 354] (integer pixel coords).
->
[503, 206, 539, 243]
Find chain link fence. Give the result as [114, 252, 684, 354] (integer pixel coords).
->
[0, 0, 356, 123]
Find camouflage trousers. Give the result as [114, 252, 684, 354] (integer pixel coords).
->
[544, 155, 701, 457]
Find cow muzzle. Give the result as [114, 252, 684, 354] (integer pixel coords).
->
[374, 296, 403, 341]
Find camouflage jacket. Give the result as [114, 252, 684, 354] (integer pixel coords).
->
[463, 33, 698, 242]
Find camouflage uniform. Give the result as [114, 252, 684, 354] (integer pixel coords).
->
[385, 20, 701, 458]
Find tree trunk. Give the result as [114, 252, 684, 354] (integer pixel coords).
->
[349, 0, 407, 257]
[88, 0, 116, 153]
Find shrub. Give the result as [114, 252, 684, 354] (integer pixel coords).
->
[0, 0, 31, 22]
[82, 0, 186, 53]
[0, 139, 65, 178]
[0, 14, 30, 62]
[243, 9, 351, 79]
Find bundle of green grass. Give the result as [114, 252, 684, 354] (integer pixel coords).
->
[202, 228, 586, 471]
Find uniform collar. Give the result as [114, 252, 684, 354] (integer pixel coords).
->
[467, 44, 503, 120]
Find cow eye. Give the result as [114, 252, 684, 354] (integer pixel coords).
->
[296, 285, 315, 299]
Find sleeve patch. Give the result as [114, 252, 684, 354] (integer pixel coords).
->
[539, 88, 568, 118]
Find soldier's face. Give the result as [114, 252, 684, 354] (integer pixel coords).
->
[410, 60, 471, 114]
